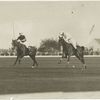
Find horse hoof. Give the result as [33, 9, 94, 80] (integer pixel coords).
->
[58, 62, 61, 64]
[32, 66, 35, 68]
[13, 64, 16, 66]
[72, 65, 75, 68]
[83, 64, 87, 69]
[67, 62, 70, 64]
[85, 66, 87, 69]
[84, 65, 87, 69]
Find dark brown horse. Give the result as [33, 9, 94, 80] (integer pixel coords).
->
[58, 36, 86, 69]
[12, 39, 38, 68]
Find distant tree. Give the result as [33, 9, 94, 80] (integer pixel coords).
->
[38, 38, 60, 54]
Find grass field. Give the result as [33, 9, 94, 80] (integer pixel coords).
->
[0, 56, 100, 98]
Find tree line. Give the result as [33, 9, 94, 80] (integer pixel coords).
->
[0, 38, 100, 56]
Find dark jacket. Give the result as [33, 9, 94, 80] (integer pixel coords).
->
[17, 35, 26, 42]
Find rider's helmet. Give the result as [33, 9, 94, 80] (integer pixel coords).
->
[59, 32, 65, 38]
[19, 32, 23, 35]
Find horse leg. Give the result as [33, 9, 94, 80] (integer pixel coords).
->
[18, 57, 22, 64]
[33, 56, 38, 66]
[29, 55, 38, 68]
[18, 59, 21, 64]
[58, 57, 63, 64]
[80, 57, 86, 69]
[75, 53, 86, 69]
[58, 53, 67, 64]
[18, 56, 24, 64]
[67, 55, 70, 64]
[13, 56, 18, 65]
[77, 54, 86, 69]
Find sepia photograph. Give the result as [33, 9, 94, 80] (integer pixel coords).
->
[0, 0, 100, 99]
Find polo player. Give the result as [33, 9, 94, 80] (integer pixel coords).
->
[17, 33, 27, 55]
[59, 32, 80, 56]
[59, 32, 78, 49]
[59, 32, 79, 49]
[17, 33, 26, 43]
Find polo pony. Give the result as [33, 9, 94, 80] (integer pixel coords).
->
[12, 39, 38, 68]
[58, 36, 86, 69]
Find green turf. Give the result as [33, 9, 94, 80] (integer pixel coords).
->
[0, 57, 100, 94]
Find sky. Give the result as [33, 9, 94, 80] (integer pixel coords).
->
[0, 1, 100, 49]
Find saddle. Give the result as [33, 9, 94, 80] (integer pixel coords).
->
[25, 46, 29, 54]
[18, 43, 29, 55]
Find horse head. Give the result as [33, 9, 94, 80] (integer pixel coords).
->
[59, 36, 68, 48]
[59, 36, 65, 45]
[12, 39, 19, 49]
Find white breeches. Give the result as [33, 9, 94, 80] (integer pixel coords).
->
[17, 40, 29, 47]
[66, 39, 77, 49]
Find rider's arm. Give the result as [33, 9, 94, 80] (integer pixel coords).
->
[23, 36, 26, 41]
[25, 36, 26, 41]
[66, 37, 72, 43]
[17, 36, 20, 40]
